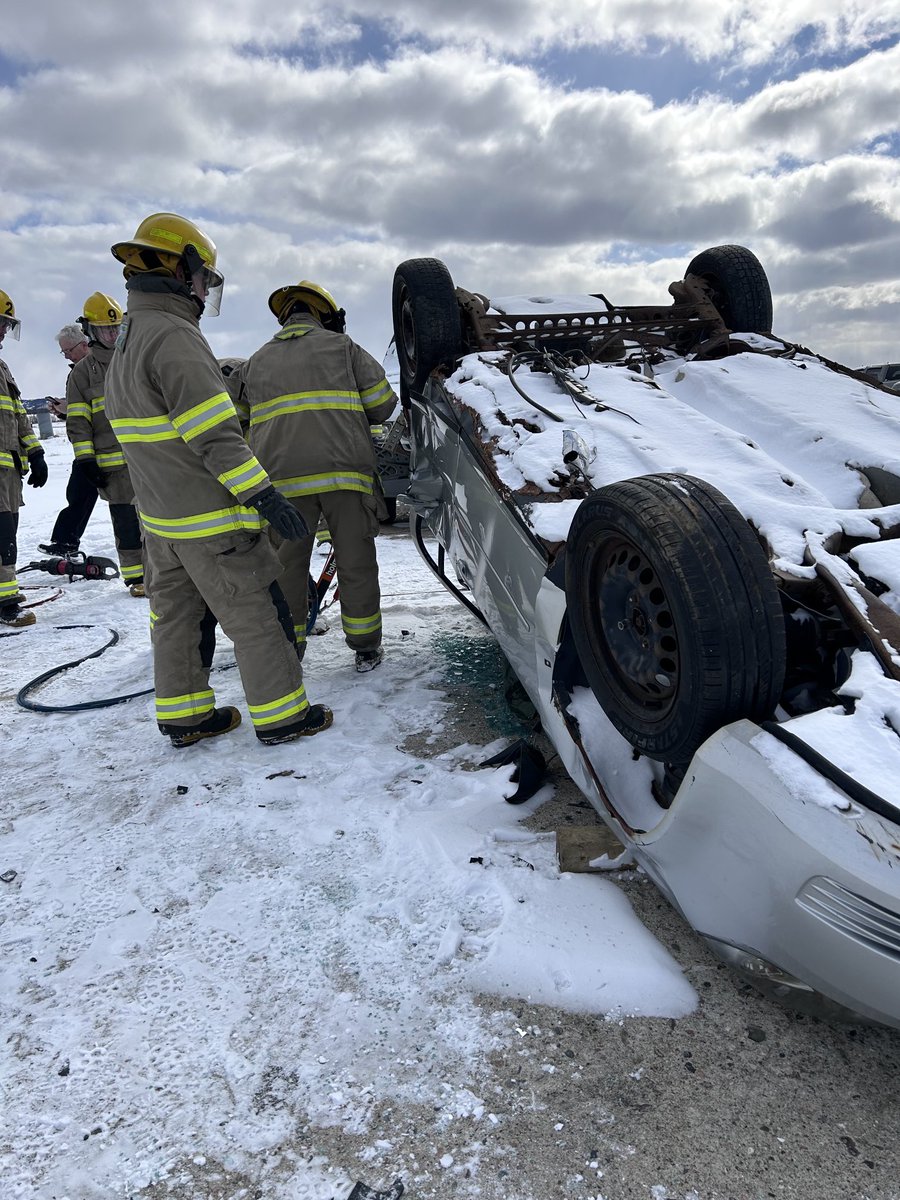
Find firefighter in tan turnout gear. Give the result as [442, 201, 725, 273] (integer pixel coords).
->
[104, 213, 333, 747]
[66, 293, 145, 595]
[232, 281, 397, 670]
[0, 290, 48, 629]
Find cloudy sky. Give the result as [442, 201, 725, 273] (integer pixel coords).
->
[2, 1, 899, 397]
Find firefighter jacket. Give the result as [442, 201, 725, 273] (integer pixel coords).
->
[104, 287, 271, 541]
[65, 344, 128, 473]
[233, 318, 397, 500]
[0, 356, 40, 481]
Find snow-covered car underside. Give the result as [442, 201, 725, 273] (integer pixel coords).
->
[391, 246, 900, 1030]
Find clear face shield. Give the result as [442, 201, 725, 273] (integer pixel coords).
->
[0, 315, 21, 344]
[91, 323, 121, 348]
[183, 244, 224, 317]
[194, 264, 224, 317]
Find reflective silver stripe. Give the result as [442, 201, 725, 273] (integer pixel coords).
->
[173, 394, 235, 441]
[342, 612, 382, 634]
[139, 507, 262, 539]
[217, 459, 268, 496]
[249, 392, 363, 425]
[109, 416, 179, 442]
[275, 472, 373, 497]
[360, 380, 392, 407]
[155, 693, 215, 720]
[247, 689, 309, 727]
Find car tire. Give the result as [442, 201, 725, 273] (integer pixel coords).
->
[564, 473, 786, 764]
[685, 244, 773, 334]
[392, 258, 462, 390]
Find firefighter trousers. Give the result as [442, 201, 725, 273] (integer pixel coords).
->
[0, 467, 23, 609]
[99, 466, 144, 586]
[270, 490, 382, 657]
[0, 509, 20, 610]
[144, 529, 312, 735]
[50, 459, 99, 550]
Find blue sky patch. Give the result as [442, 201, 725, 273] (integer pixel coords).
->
[527, 31, 900, 106]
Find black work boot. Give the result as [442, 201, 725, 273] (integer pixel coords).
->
[0, 603, 35, 628]
[355, 647, 384, 673]
[256, 704, 334, 745]
[162, 706, 242, 748]
[38, 542, 77, 556]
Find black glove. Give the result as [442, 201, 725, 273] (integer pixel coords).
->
[27, 451, 48, 488]
[247, 486, 309, 540]
[80, 458, 108, 489]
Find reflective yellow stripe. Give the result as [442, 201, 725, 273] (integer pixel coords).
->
[120, 562, 143, 581]
[171, 392, 235, 441]
[109, 415, 179, 443]
[247, 686, 308, 727]
[273, 471, 373, 498]
[0, 450, 15, 470]
[91, 395, 106, 413]
[360, 379, 392, 409]
[249, 390, 363, 426]
[341, 611, 382, 635]
[0, 578, 20, 599]
[274, 322, 314, 340]
[21, 432, 39, 452]
[72, 442, 95, 459]
[155, 690, 215, 721]
[96, 450, 127, 469]
[216, 457, 268, 498]
[149, 609, 159, 630]
[0, 394, 15, 412]
[67, 401, 92, 419]
[294, 625, 307, 642]
[139, 506, 262, 540]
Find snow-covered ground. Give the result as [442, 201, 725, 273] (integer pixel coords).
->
[1, 436, 695, 1200]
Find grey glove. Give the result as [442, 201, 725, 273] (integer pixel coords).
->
[247, 486, 309, 540]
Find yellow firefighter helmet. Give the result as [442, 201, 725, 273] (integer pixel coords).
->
[268, 280, 344, 328]
[111, 213, 220, 277]
[0, 288, 21, 340]
[82, 292, 123, 326]
[111, 213, 224, 315]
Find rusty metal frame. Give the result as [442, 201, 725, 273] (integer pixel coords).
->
[455, 275, 730, 359]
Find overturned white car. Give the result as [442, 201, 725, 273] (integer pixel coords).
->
[392, 246, 900, 1029]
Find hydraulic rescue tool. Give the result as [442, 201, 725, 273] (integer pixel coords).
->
[20, 552, 120, 582]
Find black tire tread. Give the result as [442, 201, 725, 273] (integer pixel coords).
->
[686, 244, 773, 334]
[392, 258, 461, 390]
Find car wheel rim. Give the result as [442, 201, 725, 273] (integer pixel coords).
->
[399, 289, 418, 379]
[593, 535, 679, 710]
